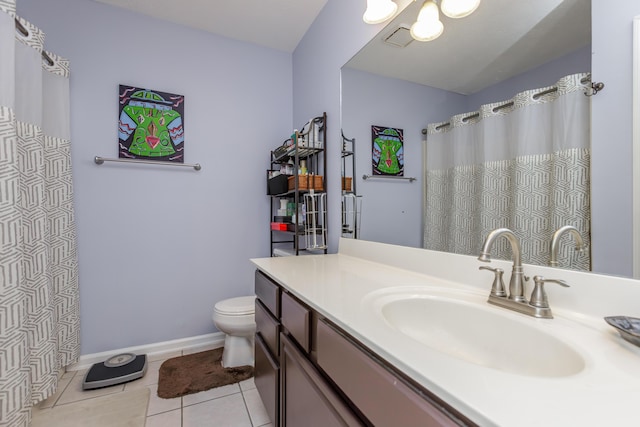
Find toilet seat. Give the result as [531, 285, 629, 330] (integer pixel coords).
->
[214, 296, 255, 316]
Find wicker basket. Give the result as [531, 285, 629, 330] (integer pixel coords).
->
[341, 177, 352, 191]
[288, 175, 324, 191]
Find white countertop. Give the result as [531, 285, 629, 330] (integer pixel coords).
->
[252, 239, 640, 426]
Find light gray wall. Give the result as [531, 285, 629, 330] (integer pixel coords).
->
[15, 0, 640, 355]
[297, 0, 639, 278]
[341, 69, 467, 247]
[467, 45, 592, 111]
[339, 45, 589, 249]
[291, 0, 412, 253]
[18, 0, 293, 354]
[591, 0, 640, 277]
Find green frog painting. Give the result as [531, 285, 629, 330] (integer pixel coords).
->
[118, 85, 185, 162]
[372, 126, 404, 176]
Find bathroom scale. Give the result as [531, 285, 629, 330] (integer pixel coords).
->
[82, 353, 147, 390]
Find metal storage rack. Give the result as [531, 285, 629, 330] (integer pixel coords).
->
[304, 192, 327, 250]
[341, 131, 361, 239]
[268, 113, 327, 256]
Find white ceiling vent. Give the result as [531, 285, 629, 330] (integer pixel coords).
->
[383, 25, 414, 48]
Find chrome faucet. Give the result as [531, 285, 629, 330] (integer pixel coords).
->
[478, 228, 569, 319]
[478, 228, 527, 302]
[549, 225, 587, 267]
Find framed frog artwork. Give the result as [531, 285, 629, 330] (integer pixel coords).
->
[371, 125, 404, 176]
[118, 85, 185, 162]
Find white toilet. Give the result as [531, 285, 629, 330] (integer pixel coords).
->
[212, 296, 256, 368]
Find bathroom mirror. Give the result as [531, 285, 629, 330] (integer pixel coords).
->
[341, 0, 595, 270]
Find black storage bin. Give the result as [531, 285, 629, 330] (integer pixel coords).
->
[267, 173, 289, 195]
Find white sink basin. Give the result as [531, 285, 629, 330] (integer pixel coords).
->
[368, 289, 585, 378]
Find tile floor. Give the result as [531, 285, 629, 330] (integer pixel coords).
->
[34, 344, 272, 427]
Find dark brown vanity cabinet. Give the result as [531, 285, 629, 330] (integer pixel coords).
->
[316, 319, 469, 427]
[281, 332, 363, 426]
[279, 287, 362, 426]
[254, 270, 281, 426]
[254, 269, 475, 427]
[281, 290, 311, 353]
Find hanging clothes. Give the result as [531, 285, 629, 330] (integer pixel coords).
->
[424, 73, 591, 270]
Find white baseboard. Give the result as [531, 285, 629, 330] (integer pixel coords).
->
[67, 332, 226, 371]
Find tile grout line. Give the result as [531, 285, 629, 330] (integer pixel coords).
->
[146, 348, 184, 425]
[50, 371, 76, 408]
[240, 388, 255, 427]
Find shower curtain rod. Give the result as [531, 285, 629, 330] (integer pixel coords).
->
[14, 18, 54, 66]
[426, 76, 605, 133]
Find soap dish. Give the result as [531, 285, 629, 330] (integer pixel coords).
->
[604, 316, 640, 347]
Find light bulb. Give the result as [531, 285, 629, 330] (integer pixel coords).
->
[410, 19, 444, 41]
[416, 0, 439, 23]
[363, 0, 398, 25]
[410, 1, 444, 42]
[440, 0, 481, 19]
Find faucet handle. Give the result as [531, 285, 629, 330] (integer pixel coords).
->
[479, 266, 507, 297]
[529, 275, 569, 308]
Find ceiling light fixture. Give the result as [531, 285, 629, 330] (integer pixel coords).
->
[410, 0, 444, 42]
[363, 0, 398, 25]
[362, 0, 481, 43]
[440, 0, 481, 19]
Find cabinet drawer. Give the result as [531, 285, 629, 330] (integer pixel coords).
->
[281, 291, 310, 353]
[281, 333, 362, 427]
[255, 299, 279, 358]
[255, 270, 280, 317]
[255, 334, 279, 426]
[317, 320, 467, 427]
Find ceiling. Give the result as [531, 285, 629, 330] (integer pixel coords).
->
[91, 0, 591, 94]
[346, 0, 591, 94]
[92, 0, 328, 53]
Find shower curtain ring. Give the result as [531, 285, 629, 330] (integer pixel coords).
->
[585, 82, 605, 97]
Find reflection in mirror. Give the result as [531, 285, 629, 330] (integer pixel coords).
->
[423, 72, 591, 271]
[341, 0, 591, 268]
[341, 131, 362, 239]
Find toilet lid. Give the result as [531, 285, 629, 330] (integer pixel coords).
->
[214, 296, 255, 316]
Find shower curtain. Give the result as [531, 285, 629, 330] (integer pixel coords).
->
[0, 2, 80, 426]
[423, 73, 591, 270]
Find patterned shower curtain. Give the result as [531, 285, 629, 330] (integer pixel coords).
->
[423, 73, 591, 271]
[0, 1, 80, 426]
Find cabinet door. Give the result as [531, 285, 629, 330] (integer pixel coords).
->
[280, 333, 363, 427]
[255, 334, 279, 426]
[317, 319, 471, 427]
[255, 299, 280, 358]
[281, 291, 310, 352]
[255, 270, 280, 317]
